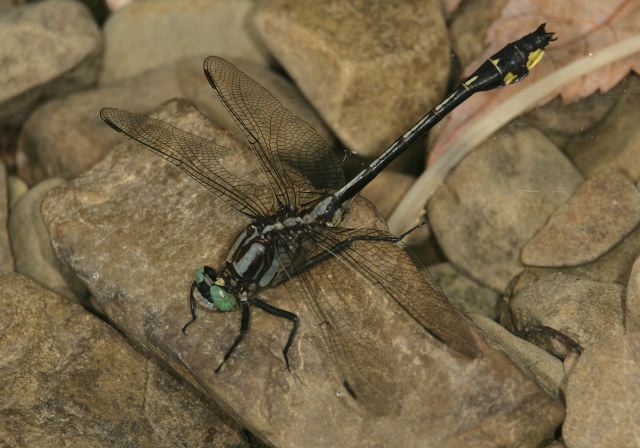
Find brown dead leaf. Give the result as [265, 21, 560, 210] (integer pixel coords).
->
[429, 0, 640, 164]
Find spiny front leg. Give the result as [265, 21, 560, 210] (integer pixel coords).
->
[215, 300, 251, 373]
[250, 297, 299, 371]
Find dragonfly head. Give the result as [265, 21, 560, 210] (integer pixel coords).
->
[194, 266, 237, 312]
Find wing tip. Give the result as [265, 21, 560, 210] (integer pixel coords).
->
[99, 107, 123, 133]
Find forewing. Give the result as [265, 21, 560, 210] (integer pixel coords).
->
[100, 108, 275, 218]
[203, 56, 344, 208]
[306, 226, 480, 359]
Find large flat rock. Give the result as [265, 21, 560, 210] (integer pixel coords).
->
[42, 100, 563, 447]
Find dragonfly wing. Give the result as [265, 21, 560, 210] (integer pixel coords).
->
[100, 107, 275, 218]
[305, 226, 480, 359]
[203, 56, 344, 208]
[274, 233, 399, 416]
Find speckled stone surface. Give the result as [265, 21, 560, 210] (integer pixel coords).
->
[0, 273, 244, 447]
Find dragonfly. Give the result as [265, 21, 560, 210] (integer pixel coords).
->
[100, 24, 555, 412]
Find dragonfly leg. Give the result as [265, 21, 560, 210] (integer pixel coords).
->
[296, 223, 427, 274]
[181, 282, 198, 335]
[250, 297, 299, 371]
[215, 300, 250, 373]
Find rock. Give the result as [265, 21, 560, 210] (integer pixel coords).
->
[544, 443, 566, 448]
[449, 0, 509, 68]
[0, 273, 245, 447]
[625, 255, 640, 332]
[9, 178, 88, 303]
[0, 163, 12, 273]
[429, 263, 501, 319]
[42, 99, 563, 448]
[17, 56, 331, 185]
[510, 273, 624, 358]
[522, 170, 640, 267]
[360, 170, 414, 219]
[470, 313, 566, 400]
[523, 84, 621, 142]
[7, 174, 27, 208]
[0, 0, 102, 126]
[428, 123, 584, 292]
[565, 74, 640, 181]
[563, 333, 640, 448]
[254, 0, 450, 157]
[514, 223, 640, 295]
[100, 0, 268, 84]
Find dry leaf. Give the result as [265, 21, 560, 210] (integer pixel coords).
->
[429, 0, 640, 164]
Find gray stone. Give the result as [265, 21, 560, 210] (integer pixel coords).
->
[9, 178, 87, 303]
[100, 0, 269, 84]
[0, 163, 12, 273]
[429, 263, 501, 319]
[0, 273, 244, 447]
[564, 333, 640, 448]
[360, 170, 415, 219]
[17, 57, 331, 185]
[522, 170, 640, 267]
[7, 174, 27, 209]
[510, 273, 624, 358]
[513, 223, 640, 295]
[565, 74, 640, 181]
[470, 313, 566, 400]
[449, 0, 509, 68]
[0, 0, 102, 126]
[428, 123, 584, 292]
[625, 255, 640, 332]
[254, 0, 450, 157]
[42, 99, 563, 448]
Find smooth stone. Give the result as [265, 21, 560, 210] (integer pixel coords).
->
[522, 170, 640, 267]
[9, 178, 88, 303]
[254, 0, 450, 157]
[0, 0, 102, 126]
[514, 223, 640, 295]
[449, 0, 509, 68]
[510, 273, 624, 358]
[565, 74, 640, 181]
[564, 333, 640, 448]
[429, 263, 501, 319]
[470, 313, 566, 400]
[0, 163, 13, 273]
[100, 0, 268, 84]
[0, 273, 244, 447]
[428, 123, 584, 293]
[42, 99, 563, 448]
[360, 170, 415, 219]
[7, 174, 27, 209]
[17, 56, 331, 185]
[625, 255, 640, 332]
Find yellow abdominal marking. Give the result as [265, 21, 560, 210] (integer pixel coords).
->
[215, 278, 225, 286]
[503, 72, 518, 84]
[463, 75, 478, 88]
[526, 49, 545, 69]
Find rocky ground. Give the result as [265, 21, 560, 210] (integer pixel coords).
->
[2, 1, 639, 447]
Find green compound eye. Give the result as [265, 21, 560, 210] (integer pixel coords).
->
[195, 267, 205, 284]
[210, 285, 237, 312]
